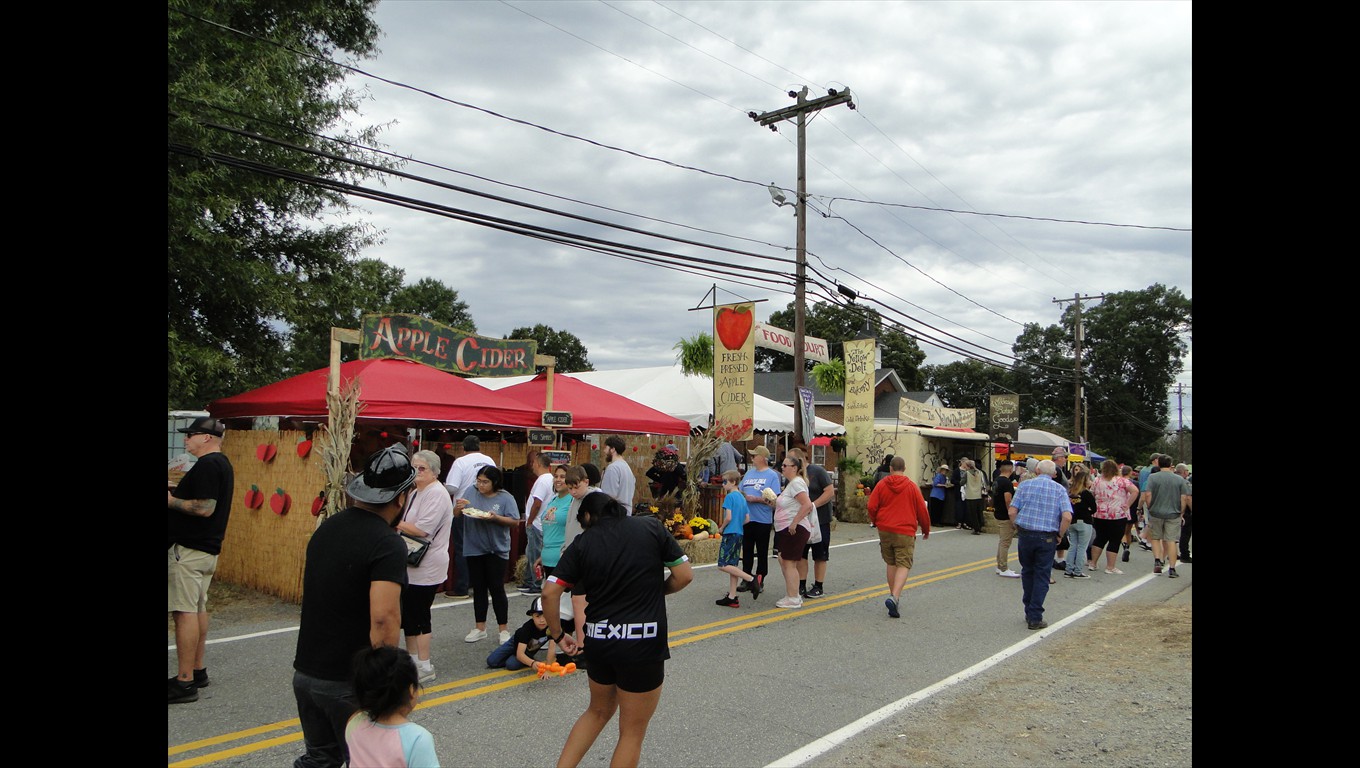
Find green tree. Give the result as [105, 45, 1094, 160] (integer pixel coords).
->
[1010, 284, 1191, 464]
[760, 301, 925, 384]
[673, 332, 713, 377]
[168, 0, 387, 409]
[392, 278, 477, 332]
[505, 325, 594, 373]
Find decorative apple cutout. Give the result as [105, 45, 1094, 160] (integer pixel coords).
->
[244, 485, 265, 509]
[297, 438, 313, 458]
[310, 491, 326, 516]
[270, 488, 291, 515]
[715, 305, 753, 350]
[256, 444, 277, 462]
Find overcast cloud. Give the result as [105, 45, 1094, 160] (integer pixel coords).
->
[335, 0, 1191, 425]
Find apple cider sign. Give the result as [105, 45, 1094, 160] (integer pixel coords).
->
[360, 313, 537, 377]
[713, 302, 756, 441]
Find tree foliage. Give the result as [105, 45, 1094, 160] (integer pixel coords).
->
[506, 325, 594, 373]
[168, 0, 388, 409]
[759, 301, 925, 385]
[1009, 284, 1191, 464]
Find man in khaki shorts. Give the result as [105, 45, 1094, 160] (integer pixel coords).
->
[167, 417, 235, 703]
[866, 456, 931, 619]
[1141, 454, 1189, 578]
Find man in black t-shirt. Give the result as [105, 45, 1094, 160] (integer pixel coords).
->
[292, 445, 416, 768]
[992, 460, 1020, 578]
[167, 416, 235, 704]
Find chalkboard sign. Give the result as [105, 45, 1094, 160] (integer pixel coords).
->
[528, 429, 556, 445]
[542, 411, 573, 427]
[541, 449, 572, 465]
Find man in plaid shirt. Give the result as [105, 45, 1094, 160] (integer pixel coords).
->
[1008, 459, 1073, 630]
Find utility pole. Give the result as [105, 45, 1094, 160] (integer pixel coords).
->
[1053, 293, 1104, 442]
[1175, 383, 1186, 462]
[751, 86, 854, 440]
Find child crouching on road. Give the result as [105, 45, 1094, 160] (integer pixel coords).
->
[486, 597, 574, 670]
[715, 470, 761, 607]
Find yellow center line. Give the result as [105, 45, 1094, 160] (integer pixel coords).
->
[169, 557, 1007, 765]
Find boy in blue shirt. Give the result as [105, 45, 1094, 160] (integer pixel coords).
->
[715, 470, 761, 607]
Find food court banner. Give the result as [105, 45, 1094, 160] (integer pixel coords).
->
[360, 313, 537, 376]
[898, 398, 976, 429]
[753, 322, 831, 363]
[713, 302, 755, 441]
[843, 338, 876, 454]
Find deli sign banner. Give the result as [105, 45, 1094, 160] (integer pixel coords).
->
[752, 322, 831, 363]
[360, 313, 537, 377]
[898, 398, 977, 429]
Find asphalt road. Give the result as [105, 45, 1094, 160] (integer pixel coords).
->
[167, 522, 1191, 767]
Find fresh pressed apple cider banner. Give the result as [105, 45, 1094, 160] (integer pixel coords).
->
[713, 302, 756, 441]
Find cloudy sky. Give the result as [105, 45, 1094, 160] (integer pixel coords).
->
[334, 0, 1191, 425]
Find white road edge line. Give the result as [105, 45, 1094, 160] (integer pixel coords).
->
[764, 574, 1157, 768]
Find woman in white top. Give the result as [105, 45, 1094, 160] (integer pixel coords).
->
[396, 450, 455, 683]
[772, 455, 816, 609]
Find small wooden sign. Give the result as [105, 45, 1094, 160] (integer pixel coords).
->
[528, 429, 556, 446]
[542, 411, 573, 427]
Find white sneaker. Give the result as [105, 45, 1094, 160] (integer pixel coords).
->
[774, 596, 804, 609]
[498, 629, 512, 644]
[997, 569, 1021, 578]
[418, 663, 436, 684]
[464, 628, 487, 643]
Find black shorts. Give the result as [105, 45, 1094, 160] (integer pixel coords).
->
[585, 656, 665, 693]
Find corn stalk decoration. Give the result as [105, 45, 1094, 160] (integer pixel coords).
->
[677, 420, 745, 519]
[317, 376, 364, 524]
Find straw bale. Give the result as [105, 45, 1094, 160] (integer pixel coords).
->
[214, 429, 328, 603]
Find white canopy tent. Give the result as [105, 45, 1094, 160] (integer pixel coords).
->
[471, 365, 845, 435]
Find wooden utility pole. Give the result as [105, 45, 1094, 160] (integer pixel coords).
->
[1052, 294, 1104, 442]
[751, 86, 855, 440]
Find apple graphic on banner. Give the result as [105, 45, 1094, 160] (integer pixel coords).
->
[716, 305, 753, 350]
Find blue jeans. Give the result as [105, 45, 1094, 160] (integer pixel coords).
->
[1064, 521, 1093, 575]
[519, 525, 543, 590]
[291, 670, 357, 768]
[1017, 528, 1059, 624]
[486, 636, 533, 670]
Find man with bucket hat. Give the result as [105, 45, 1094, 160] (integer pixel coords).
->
[168, 416, 234, 704]
[291, 444, 416, 768]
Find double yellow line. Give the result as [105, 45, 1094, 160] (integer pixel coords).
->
[169, 557, 1003, 766]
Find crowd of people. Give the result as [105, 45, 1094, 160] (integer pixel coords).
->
[170, 427, 1187, 766]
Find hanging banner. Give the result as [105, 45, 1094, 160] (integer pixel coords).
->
[753, 322, 831, 363]
[797, 386, 816, 445]
[898, 399, 977, 429]
[842, 338, 876, 456]
[989, 394, 1020, 444]
[713, 302, 756, 441]
[360, 313, 537, 377]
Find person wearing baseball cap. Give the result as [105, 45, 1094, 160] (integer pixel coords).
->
[291, 444, 416, 767]
[168, 416, 234, 704]
[484, 595, 576, 671]
[736, 445, 780, 594]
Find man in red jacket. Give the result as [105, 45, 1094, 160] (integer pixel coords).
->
[867, 455, 931, 618]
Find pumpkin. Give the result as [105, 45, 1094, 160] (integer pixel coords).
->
[674, 524, 693, 540]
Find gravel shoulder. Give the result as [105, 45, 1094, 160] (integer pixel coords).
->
[809, 588, 1192, 767]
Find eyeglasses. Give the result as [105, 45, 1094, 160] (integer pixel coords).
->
[782, 462, 796, 468]
[414, 466, 430, 473]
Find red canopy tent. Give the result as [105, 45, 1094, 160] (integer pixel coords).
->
[492, 372, 691, 436]
[207, 358, 544, 429]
